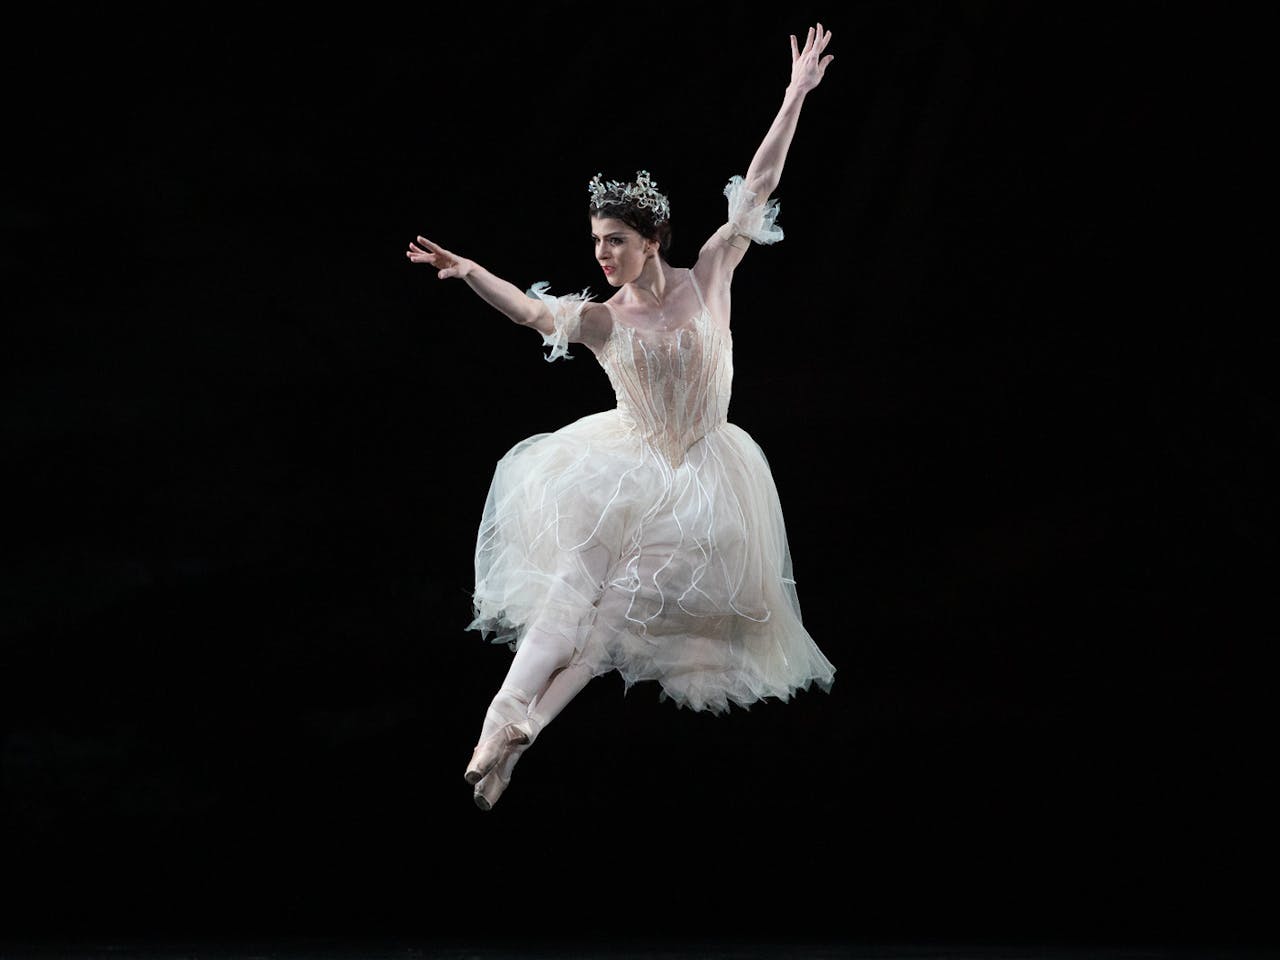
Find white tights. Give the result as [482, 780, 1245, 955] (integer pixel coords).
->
[473, 621, 600, 749]
[473, 536, 675, 763]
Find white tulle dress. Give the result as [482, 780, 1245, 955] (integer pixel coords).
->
[466, 175, 836, 714]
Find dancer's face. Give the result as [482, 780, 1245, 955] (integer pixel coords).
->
[591, 216, 655, 286]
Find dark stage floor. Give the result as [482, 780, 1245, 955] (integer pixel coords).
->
[0, 939, 1273, 960]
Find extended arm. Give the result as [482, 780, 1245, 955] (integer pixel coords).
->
[743, 23, 834, 200]
[697, 23, 835, 279]
[406, 235, 548, 329]
[406, 235, 610, 356]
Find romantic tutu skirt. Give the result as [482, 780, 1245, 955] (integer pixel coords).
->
[466, 409, 836, 715]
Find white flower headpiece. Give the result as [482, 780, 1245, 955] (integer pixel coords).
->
[588, 169, 670, 224]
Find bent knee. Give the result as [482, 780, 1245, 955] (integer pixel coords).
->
[521, 622, 580, 671]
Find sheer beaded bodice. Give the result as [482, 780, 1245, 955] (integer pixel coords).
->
[598, 270, 732, 469]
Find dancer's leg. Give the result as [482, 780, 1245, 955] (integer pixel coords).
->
[519, 562, 633, 743]
[473, 620, 579, 746]
[472, 643, 603, 808]
[524, 654, 599, 744]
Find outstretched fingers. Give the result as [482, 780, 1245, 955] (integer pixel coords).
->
[791, 23, 832, 61]
[808, 24, 831, 51]
[406, 235, 466, 279]
[413, 235, 442, 256]
[798, 26, 813, 56]
[406, 235, 444, 264]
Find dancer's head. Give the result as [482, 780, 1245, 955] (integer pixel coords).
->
[588, 170, 673, 285]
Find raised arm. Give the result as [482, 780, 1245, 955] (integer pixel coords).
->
[696, 24, 835, 278]
[745, 23, 834, 198]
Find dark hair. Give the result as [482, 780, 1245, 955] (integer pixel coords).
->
[589, 200, 674, 256]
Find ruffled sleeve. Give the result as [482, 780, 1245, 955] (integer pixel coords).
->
[525, 281, 596, 362]
[723, 174, 784, 245]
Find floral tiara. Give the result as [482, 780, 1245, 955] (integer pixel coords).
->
[587, 169, 670, 224]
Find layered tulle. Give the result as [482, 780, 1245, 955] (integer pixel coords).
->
[724, 175, 784, 245]
[467, 411, 836, 714]
[525, 280, 593, 362]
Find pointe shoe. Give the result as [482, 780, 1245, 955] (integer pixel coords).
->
[473, 742, 526, 811]
[464, 715, 532, 785]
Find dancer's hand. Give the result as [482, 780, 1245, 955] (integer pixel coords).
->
[789, 23, 834, 95]
[406, 235, 475, 279]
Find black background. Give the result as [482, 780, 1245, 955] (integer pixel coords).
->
[3, 1, 1272, 954]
